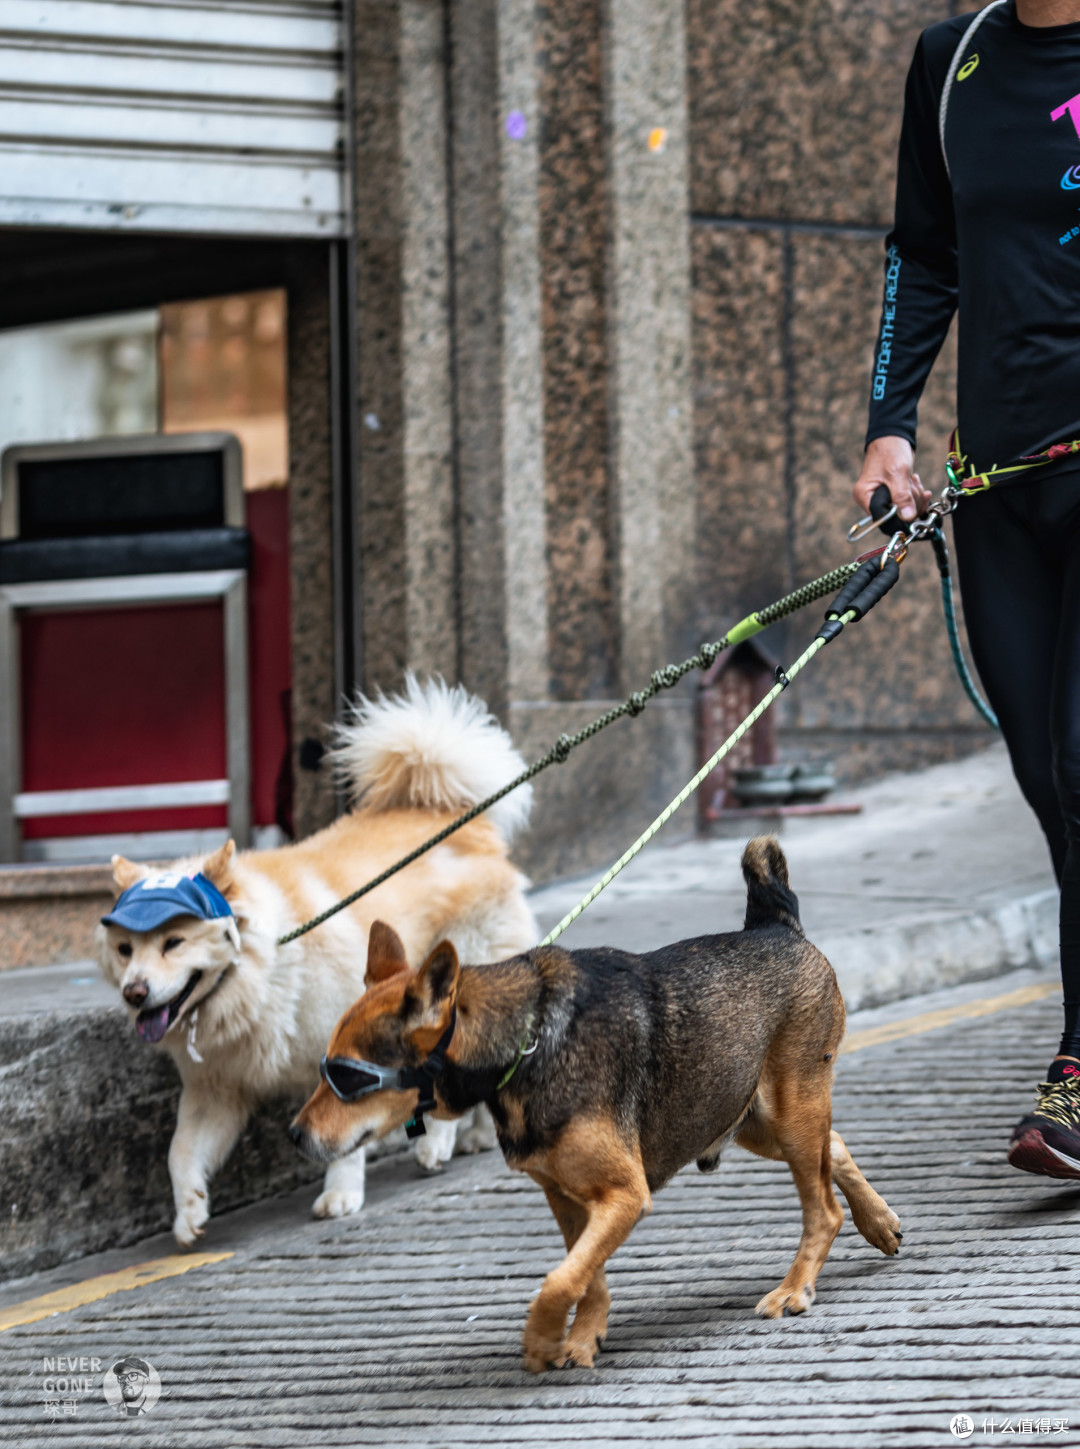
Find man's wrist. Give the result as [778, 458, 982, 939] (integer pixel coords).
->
[865, 428, 917, 453]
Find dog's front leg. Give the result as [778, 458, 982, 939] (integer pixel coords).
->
[168, 1086, 249, 1247]
[412, 1116, 457, 1173]
[539, 1182, 611, 1369]
[453, 1105, 498, 1156]
[313, 1144, 367, 1218]
[522, 1166, 649, 1374]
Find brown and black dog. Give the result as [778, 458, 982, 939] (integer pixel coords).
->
[290, 836, 901, 1372]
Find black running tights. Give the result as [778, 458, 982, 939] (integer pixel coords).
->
[953, 474, 1080, 1060]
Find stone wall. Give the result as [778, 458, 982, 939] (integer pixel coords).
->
[346, 0, 698, 883]
[687, 0, 994, 782]
[340, 0, 993, 886]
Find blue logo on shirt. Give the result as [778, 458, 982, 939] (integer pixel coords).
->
[1062, 164, 1080, 190]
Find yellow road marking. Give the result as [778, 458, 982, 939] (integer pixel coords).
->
[841, 981, 1058, 1055]
[0, 1252, 233, 1333]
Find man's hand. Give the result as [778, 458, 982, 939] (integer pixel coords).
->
[854, 436, 932, 522]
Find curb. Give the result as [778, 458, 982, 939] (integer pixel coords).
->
[821, 887, 1058, 1012]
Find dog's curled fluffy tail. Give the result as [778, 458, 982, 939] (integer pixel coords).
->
[741, 836, 802, 934]
[328, 673, 532, 841]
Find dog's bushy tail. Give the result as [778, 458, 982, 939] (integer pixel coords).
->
[328, 673, 532, 841]
[741, 836, 802, 934]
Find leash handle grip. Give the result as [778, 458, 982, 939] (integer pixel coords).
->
[870, 483, 897, 535]
[825, 557, 881, 620]
[844, 556, 901, 620]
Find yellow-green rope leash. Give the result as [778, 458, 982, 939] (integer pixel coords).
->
[537, 618, 851, 948]
[276, 559, 864, 946]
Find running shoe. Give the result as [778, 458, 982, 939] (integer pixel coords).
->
[1008, 1068, 1080, 1180]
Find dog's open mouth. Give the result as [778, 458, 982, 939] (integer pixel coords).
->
[136, 971, 203, 1044]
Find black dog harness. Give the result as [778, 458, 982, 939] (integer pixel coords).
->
[319, 1008, 457, 1139]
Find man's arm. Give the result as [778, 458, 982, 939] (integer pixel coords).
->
[855, 31, 958, 519]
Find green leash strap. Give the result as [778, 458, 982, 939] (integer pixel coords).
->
[929, 527, 999, 731]
[276, 559, 864, 946]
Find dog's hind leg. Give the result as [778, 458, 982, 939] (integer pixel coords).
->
[829, 1129, 902, 1255]
[735, 1079, 844, 1318]
[313, 1143, 366, 1218]
[169, 1087, 249, 1247]
[536, 1180, 611, 1369]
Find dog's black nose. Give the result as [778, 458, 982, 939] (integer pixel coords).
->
[122, 978, 149, 1007]
[287, 1123, 305, 1148]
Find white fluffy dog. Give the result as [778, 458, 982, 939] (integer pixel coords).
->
[96, 677, 538, 1246]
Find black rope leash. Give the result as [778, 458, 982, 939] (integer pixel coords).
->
[275, 559, 863, 946]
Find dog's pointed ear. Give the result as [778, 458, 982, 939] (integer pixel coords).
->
[111, 855, 148, 892]
[201, 839, 237, 890]
[365, 921, 410, 987]
[415, 940, 460, 1007]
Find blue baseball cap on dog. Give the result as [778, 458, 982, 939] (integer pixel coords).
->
[101, 872, 233, 932]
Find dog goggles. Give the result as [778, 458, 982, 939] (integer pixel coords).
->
[318, 1009, 456, 1140]
[320, 1056, 409, 1100]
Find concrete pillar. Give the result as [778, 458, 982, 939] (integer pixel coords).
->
[497, 0, 550, 705]
[444, 0, 550, 717]
[352, 0, 457, 692]
[399, 1, 458, 680]
[605, 0, 696, 688]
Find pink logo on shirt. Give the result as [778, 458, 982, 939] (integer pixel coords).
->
[1052, 92, 1080, 140]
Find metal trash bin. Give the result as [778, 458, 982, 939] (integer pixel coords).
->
[0, 433, 250, 862]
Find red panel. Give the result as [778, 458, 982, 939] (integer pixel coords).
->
[20, 602, 227, 837]
[19, 487, 294, 843]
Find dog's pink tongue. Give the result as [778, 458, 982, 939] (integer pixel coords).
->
[136, 1006, 170, 1044]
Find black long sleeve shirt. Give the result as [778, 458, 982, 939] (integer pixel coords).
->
[867, 2, 1080, 474]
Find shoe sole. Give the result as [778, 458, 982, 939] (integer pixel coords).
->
[1007, 1126, 1080, 1181]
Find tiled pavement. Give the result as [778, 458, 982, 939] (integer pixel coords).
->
[2, 966, 1078, 1449]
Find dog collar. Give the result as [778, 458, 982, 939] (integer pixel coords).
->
[319, 1007, 457, 1140]
[496, 1017, 539, 1092]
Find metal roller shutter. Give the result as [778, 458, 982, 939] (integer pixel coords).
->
[0, 0, 346, 236]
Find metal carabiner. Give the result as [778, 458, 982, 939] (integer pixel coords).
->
[846, 502, 898, 544]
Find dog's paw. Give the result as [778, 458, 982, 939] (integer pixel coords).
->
[755, 1283, 815, 1319]
[561, 1328, 603, 1369]
[412, 1138, 447, 1173]
[521, 1329, 566, 1374]
[413, 1118, 457, 1172]
[454, 1117, 497, 1156]
[173, 1192, 209, 1248]
[312, 1187, 366, 1219]
[854, 1199, 903, 1257]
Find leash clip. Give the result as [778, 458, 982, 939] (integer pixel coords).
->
[847, 502, 897, 544]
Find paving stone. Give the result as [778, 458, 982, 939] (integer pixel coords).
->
[1, 974, 1078, 1447]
